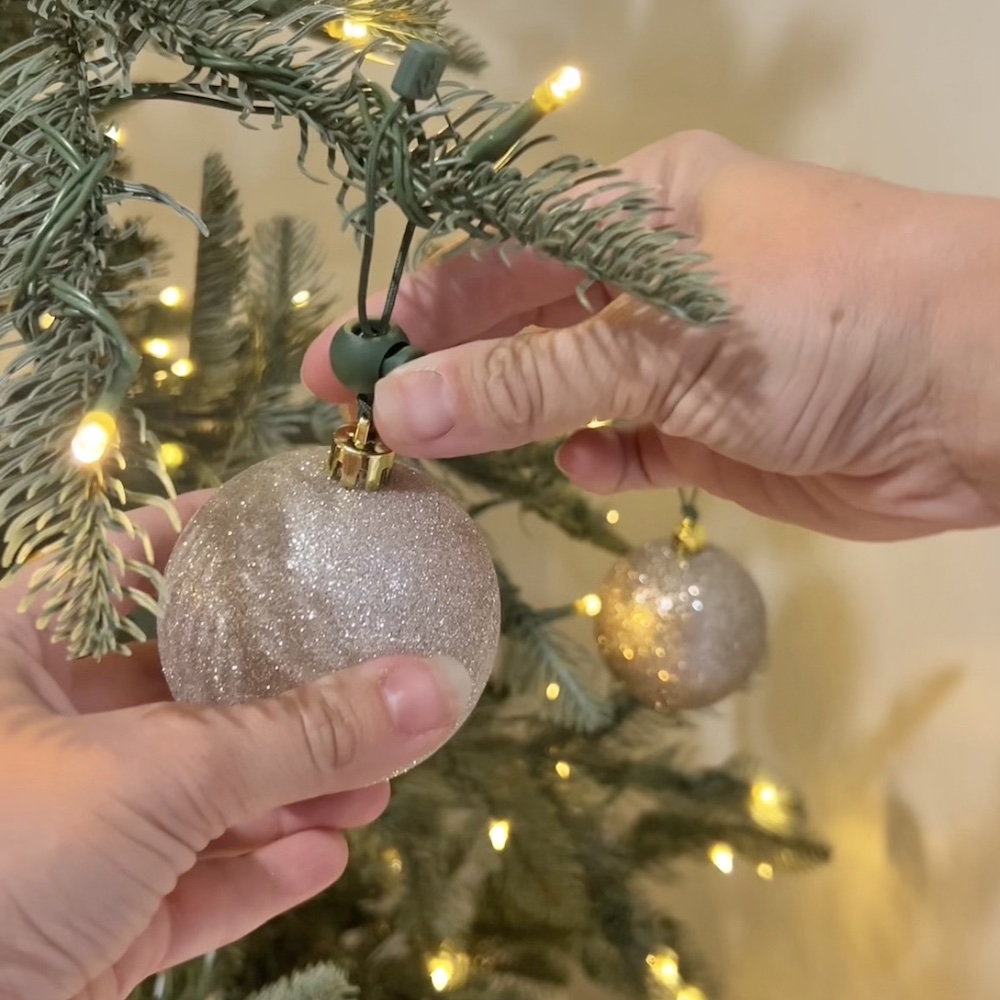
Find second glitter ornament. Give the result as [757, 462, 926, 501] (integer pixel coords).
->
[593, 499, 767, 712]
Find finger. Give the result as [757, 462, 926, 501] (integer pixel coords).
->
[203, 784, 390, 858]
[371, 296, 692, 458]
[130, 653, 472, 835]
[557, 426, 938, 541]
[301, 249, 604, 404]
[118, 829, 348, 993]
[556, 425, 702, 493]
[68, 642, 171, 714]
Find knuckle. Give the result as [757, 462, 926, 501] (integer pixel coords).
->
[290, 687, 363, 776]
[480, 335, 546, 432]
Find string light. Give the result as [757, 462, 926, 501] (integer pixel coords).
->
[532, 66, 583, 112]
[554, 761, 572, 780]
[426, 944, 469, 993]
[170, 358, 195, 378]
[709, 842, 735, 875]
[748, 778, 794, 834]
[488, 819, 511, 852]
[291, 289, 312, 308]
[71, 411, 118, 465]
[756, 863, 774, 881]
[545, 682, 561, 701]
[160, 442, 186, 469]
[606, 509, 620, 525]
[574, 593, 603, 617]
[158, 286, 184, 308]
[38, 312, 55, 331]
[678, 988, 707, 1000]
[465, 65, 583, 165]
[323, 18, 369, 41]
[646, 949, 681, 988]
[104, 124, 124, 145]
[142, 338, 171, 360]
[382, 848, 404, 874]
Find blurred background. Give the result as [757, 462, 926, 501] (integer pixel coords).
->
[119, 2, 1000, 996]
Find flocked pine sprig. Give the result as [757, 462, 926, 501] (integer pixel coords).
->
[246, 965, 359, 1000]
[0, 13, 176, 655]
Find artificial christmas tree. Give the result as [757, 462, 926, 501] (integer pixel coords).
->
[0, 4, 828, 998]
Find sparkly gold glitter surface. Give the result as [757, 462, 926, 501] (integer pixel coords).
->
[159, 447, 501, 723]
[594, 541, 766, 711]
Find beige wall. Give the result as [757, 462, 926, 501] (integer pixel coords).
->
[122, 3, 1000, 996]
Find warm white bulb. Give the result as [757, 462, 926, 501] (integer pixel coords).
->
[427, 945, 469, 992]
[709, 843, 735, 875]
[71, 412, 117, 465]
[545, 682, 561, 701]
[555, 761, 572, 780]
[605, 509, 620, 525]
[749, 778, 794, 833]
[678, 988, 708, 1000]
[158, 286, 184, 308]
[536, 66, 582, 110]
[170, 358, 195, 378]
[160, 442, 186, 469]
[105, 124, 124, 145]
[757, 863, 774, 881]
[325, 18, 369, 41]
[575, 593, 603, 618]
[38, 312, 55, 331]
[142, 338, 172, 360]
[646, 950, 681, 988]
[488, 819, 511, 852]
[291, 289, 312, 308]
[382, 848, 404, 874]
[429, 965, 452, 993]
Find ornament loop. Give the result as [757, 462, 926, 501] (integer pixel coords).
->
[329, 415, 395, 491]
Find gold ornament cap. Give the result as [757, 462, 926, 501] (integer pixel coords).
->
[329, 416, 395, 491]
[673, 515, 706, 555]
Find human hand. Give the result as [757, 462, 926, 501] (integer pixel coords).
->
[303, 131, 1000, 540]
[0, 494, 470, 1000]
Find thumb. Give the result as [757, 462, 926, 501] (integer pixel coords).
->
[373, 297, 686, 458]
[130, 654, 472, 835]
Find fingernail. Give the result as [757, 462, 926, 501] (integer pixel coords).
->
[381, 656, 472, 735]
[376, 369, 455, 443]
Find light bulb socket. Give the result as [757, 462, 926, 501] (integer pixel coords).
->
[462, 100, 546, 166]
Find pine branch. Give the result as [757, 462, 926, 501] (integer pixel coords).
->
[496, 568, 613, 733]
[435, 24, 487, 75]
[246, 964, 358, 1000]
[443, 445, 630, 556]
[247, 216, 334, 386]
[186, 153, 250, 408]
[80, 0, 726, 323]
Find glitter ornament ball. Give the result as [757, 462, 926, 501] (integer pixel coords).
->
[594, 539, 766, 711]
[159, 447, 501, 728]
